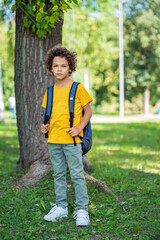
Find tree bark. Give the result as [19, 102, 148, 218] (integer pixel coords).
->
[14, 2, 63, 172]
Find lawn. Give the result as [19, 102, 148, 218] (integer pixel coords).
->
[0, 120, 160, 240]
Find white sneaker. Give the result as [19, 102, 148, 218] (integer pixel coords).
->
[44, 205, 68, 221]
[73, 209, 90, 226]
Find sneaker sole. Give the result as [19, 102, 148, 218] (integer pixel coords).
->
[76, 221, 90, 226]
[44, 214, 68, 222]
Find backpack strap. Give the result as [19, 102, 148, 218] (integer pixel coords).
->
[69, 82, 80, 146]
[44, 86, 54, 138]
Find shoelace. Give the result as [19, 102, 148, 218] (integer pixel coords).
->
[48, 204, 59, 215]
[73, 210, 87, 219]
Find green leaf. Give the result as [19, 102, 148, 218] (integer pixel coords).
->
[36, 12, 42, 22]
[51, 5, 58, 12]
[41, 30, 47, 38]
[61, 4, 68, 12]
[36, 29, 42, 38]
[23, 17, 32, 29]
[24, 5, 35, 17]
[23, 17, 29, 28]
[49, 23, 56, 28]
[72, 0, 78, 4]
[36, 23, 40, 29]
[44, 24, 49, 29]
[44, 16, 50, 23]
[11, 4, 18, 12]
[47, 27, 51, 34]
[33, 5, 36, 12]
[28, 21, 32, 27]
[39, 7, 44, 14]
[32, 25, 36, 32]
[50, 16, 56, 24]
[54, 12, 59, 19]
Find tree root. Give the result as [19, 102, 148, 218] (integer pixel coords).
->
[14, 160, 53, 188]
[14, 156, 119, 201]
[84, 172, 120, 201]
[82, 155, 94, 171]
[15, 155, 94, 188]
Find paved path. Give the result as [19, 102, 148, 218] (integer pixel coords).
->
[91, 114, 160, 123]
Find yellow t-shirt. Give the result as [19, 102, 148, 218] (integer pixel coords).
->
[42, 81, 93, 144]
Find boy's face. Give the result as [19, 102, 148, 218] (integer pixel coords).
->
[52, 57, 71, 81]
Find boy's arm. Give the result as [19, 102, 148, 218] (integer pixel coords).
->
[66, 103, 92, 137]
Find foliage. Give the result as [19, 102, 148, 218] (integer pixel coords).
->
[0, 119, 160, 239]
[1, 0, 160, 112]
[63, 0, 119, 107]
[0, 22, 15, 109]
[2, 0, 79, 38]
[123, 0, 160, 105]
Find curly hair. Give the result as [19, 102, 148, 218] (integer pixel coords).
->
[45, 45, 77, 76]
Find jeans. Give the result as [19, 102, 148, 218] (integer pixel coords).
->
[48, 143, 89, 211]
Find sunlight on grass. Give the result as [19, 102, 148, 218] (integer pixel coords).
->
[90, 122, 160, 175]
[0, 132, 16, 137]
[0, 121, 160, 239]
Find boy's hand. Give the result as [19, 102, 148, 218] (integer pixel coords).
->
[66, 103, 92, 138]
[41, 123, 50, 133]
[66, 127, 81, 137]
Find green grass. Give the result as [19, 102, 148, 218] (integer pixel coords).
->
[0, 120, 160, 239]
[0, 119, 19, 175]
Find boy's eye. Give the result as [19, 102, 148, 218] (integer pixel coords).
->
[52, 65, 67, 67]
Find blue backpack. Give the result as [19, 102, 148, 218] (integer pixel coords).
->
[44, 82, 92, 155]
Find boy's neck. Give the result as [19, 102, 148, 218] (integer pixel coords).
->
[56, 78, 73, 88]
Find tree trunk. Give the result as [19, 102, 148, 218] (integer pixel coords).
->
[14, 3, 63, 173]
[144, 86, 150, 115]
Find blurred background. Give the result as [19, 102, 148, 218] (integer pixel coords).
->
[0, 0, 160, 118]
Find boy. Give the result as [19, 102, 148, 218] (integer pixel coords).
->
[41, 45, 93, 226]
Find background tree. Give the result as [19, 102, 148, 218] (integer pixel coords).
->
[1, 0, 160, 118]
[0, 22, 15, 108]
[63, 0, 119, 113]
[123, 0, 160, 113]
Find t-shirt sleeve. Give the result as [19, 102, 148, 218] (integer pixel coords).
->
[77, 84, 93, 107]
[42, 90, 47, 108]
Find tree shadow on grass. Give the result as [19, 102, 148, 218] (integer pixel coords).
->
[87, 161, 160, 239]
[0, 134, 19, 175]
[88, 122, 160, 238]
